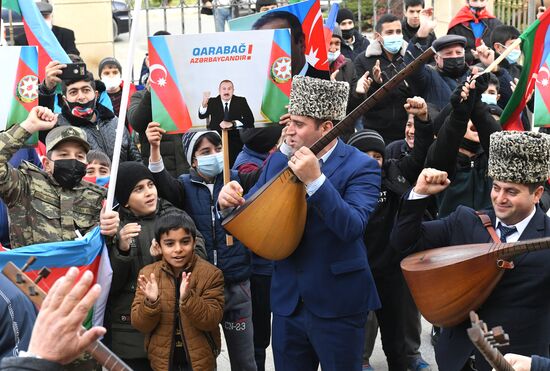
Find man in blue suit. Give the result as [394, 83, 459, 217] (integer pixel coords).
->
[219, 75, 381, 370]
[390, 130, 550, 371]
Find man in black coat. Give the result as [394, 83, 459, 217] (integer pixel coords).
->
[199, 80, 254, 166]
[336, 8, 370, 61]
[390, 129, 550, 371]
[14, 2, 79, 56]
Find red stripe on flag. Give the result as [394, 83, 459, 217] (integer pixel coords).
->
[503, 15, 550, 131]
[23, 21, 51, 81]
[13, 58, 38, 112]
[24, 255, 101, 295]
[148, 40, 192, 133]
[269, 42, 292, 97]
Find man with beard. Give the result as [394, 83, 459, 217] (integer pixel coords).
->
[0, 106, 119, 248]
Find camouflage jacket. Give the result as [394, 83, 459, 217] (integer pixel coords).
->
[0, 125, 106, 248]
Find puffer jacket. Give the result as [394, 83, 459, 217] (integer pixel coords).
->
[107, 198, 207, 359]
[57, 103, 142, 163]
[153, 168, 252, 284]
[131, 256, 224, 371]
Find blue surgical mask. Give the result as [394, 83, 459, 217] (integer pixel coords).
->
[505, 48, 521, 64]
[481, 93, 498, 106]
[327, 50, 341, 63]
[382, 34, 404, 54]
[197, 152, 224, 178]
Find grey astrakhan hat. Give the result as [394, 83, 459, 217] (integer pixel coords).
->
[488, 130, 550, 183]
[289, 75, 349, 121]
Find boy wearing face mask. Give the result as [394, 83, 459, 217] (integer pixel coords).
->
[146, 124, 257, 371]
[354, 14, 411, 143]
[0, 106, 119, 248]
[52, 72, 141, 163]
[98, 57, 136, 130]
[490, 25, 522, 79]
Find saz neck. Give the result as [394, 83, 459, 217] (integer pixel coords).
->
[309, 46, 435, 156]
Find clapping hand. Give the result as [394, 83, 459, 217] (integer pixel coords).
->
[179, 272, 191, 301]
[138, 273, 159, 303]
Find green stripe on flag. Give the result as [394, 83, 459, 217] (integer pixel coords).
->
[261, 81, 289, 123]
[151, 89, 178, 132]
[3, 0, 22, 13]
[534, 88, 550, 127]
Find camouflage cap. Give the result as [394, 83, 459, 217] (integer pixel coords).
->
[45, 126, 90, 153]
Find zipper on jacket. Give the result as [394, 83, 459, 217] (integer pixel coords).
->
[172, 275, 192, 371]
[95, 123, 110, 157]
[189, 177, 220, 266]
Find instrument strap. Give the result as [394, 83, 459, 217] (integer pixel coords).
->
[475, 211, 500, 244]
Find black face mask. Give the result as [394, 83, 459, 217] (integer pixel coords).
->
[470, 6, 485, 13]
[65, 98, 96, 120]
[341, 28, 354, 40]
[442, 57, 466, 78]
[53, 159, 87, 189]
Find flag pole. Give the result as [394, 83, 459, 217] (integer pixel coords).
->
[482, 37, 523, 74]
[105, 0, 142, 211]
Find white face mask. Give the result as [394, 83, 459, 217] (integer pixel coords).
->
[44, 18, 53, 29]
[481, 93, 498, 106]
[327, 50, 341, 63]
[101, 75, 122, 93]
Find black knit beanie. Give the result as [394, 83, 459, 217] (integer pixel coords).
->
[240, 126, 282, 154]
[98, 57, 122, 76]
[115, 162, 155, 206]
[347, 129, 386, 156]
[336, 8, 354, 24]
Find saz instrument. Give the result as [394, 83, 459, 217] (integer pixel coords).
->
[222, 47, 436, 260]
[400, 237, 550, 327]
[467, 311, 514, 371]
[3, 258, 133, 371]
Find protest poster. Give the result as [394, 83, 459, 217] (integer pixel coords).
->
[148, 29, 292, 133]
[0, 46, 39, 142]
[229, 0, 329, 77]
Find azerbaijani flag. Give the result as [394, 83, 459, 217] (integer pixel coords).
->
[3, 0, 71, 81]
[149, 36, 193, 134]
[0, 227, 113, 329]
[501, 9, 550, 130]
[229, 0, 330, 74]
[0, 46, 39, 144]
[262, 29, 292, 122]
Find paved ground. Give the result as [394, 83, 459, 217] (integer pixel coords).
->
[215, 316, 438, 370]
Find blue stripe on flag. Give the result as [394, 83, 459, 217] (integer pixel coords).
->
[274, 29, 292, 56]
[18, 0, 71, 64]
[0, 227, 104, 271]
[20, 46, 38, 75]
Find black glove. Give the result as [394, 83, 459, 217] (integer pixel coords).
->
[450, 80, 476, 121]
[473, 72, 491, 98]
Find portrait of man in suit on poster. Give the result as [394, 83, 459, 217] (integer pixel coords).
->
[198, 79, 255, 166]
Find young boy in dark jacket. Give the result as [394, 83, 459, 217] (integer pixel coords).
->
[107, 162, 206, 370]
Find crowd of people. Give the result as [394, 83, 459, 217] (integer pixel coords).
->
[1, 0, 550, 371]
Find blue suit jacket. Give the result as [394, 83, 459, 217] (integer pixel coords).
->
[246, 140, 381, 318]
[391, 196, 550, 371]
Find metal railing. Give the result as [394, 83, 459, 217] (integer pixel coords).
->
[494, 0, 539, 31]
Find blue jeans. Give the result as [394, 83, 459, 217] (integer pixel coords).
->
[213, 6, 232, 32]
